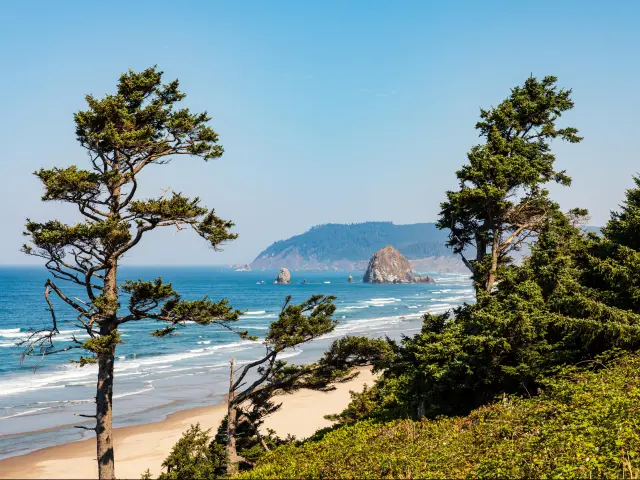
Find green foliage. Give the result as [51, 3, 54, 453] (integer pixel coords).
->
[230, 295, 343, 425]
[129, 193, 208, 222]
[239, 353, 640, 479]
[323, 384, 380, 425]
[69, 355, 98, 367]
[214, 416, 292, 469]
[158, 424, 227, 480]
[74, 67, 223, 160]
[265, 295, 337, 350]
[81, 330, 123, 355]
[438, 75, 582, 292]
[122, 278, 246, 337]
[374, 204, 640, 418]
[35, 166, 103, 202]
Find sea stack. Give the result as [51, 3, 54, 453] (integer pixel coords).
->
[416, 274, 436, 284]
[363, 245, 415, 284]
[274, 268, 291, 284]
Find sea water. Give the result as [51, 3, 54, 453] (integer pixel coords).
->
[0, 266, 473, 459]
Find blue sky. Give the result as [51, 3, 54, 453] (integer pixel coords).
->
[1, 1, 638, 265]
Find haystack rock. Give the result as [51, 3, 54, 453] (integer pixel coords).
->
[347, 275, 353, 283]
[363, 245, 415, 284]
[416, 274, 436, 284]
[274, 268, 291, 284]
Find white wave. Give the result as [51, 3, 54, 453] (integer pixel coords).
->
[0, 406, 53, 420]
[0, 328, 20, 334]
[277, 350, 302, 360]
[344, 305, 369, 310]
[324, 281, 331, 284]
[113, 386, 154, 399]
[235, 325, 268, 330]
[408, 306, 418, 309]
[197, 340, 212, 345]
[0, 338, 260, 397]
[245, 310, 266, 315]
[439, 295, 472, 302]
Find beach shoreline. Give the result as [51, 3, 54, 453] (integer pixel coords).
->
[0, 367, 375, 479]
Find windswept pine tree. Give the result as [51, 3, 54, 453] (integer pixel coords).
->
[154, 293, 390, 478]
[224, 296, 390, 475]
[21, 67, 247, 480]
[438, 75, 582, 295]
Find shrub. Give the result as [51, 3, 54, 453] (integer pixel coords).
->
[238, 353, 640, 479]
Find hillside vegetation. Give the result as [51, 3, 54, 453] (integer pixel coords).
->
[250, 222, 458, 270]
[239, 353, 640, 479]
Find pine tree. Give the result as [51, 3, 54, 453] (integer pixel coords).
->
[222, 295, 390, 474]
[438, 75, 582, 295]
[377, 195, 640, 419]
[21, 67, 246, 480]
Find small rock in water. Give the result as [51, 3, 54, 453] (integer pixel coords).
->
[347, 275, 353, 283]
[416, 274, 436, 284]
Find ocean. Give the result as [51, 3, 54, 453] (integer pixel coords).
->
[0, 266, 473, 460]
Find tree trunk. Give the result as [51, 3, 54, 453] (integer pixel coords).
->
[96, 256, 118, 480]
[96, 336, 116, 480]
[256, 428, 270, 452]
[486, 229, 500, 294]
[227, 357, 240, 476]
[475, 233, 486, 264]
[473, 233, 487, 293]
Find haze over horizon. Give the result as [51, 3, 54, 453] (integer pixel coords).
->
[1, 1, 638, 265]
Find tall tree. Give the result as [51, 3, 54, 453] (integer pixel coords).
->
[21, 67, 246, 480]
[438, 75, 582, 295]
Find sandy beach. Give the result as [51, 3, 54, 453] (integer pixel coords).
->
[0, 368, 374, 479]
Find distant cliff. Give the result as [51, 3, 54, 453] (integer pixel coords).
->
[250, 222, 603, 272]
[250, 222, 465, 272]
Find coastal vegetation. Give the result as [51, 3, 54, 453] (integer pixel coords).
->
[21, 67, 640, 479]
[155, 74, 640, 478]
[155, 296, 389, 478]
[240, 352, 640, 479]
[21, 67, 247, 480]
[438, 75, 582, 294]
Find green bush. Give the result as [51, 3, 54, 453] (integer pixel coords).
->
[157, 424, 226, 480]
[238, 353, 640, 479]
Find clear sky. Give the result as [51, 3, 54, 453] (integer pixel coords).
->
[1, 1, 638, 265]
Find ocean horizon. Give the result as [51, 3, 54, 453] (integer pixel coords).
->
[0, 266, 473, 460]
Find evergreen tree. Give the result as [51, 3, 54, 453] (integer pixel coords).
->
[437, 75, 582, 295]
[21, 67, 246, 480]
[374, 192, 640, 419]
[223, 295, 390, 474]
